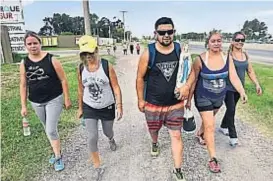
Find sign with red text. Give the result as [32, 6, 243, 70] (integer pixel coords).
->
[1, 0, 26, 53]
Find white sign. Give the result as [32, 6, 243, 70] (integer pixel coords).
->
[9, 33, 25, 45]
[5, 23, 25, 33]
[11, 44, 25, 53]
[0, 0, 24, 23]
[75, 37, 80, 45]
[1, 0, 26, 53]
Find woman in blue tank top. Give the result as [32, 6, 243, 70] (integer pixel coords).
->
[219, 32, 262, 146]
[186, 31, 248, 173]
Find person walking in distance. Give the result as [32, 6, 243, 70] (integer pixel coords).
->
[130, 42, 134, 54]
[186, 30, 248, 173]
[20, 31, 71, 171]
[136, 43, 141, 55]
[136, 17, 195, 181]
[123, 43, 127, 55]
[219, 31, 262, 146]
[77, 35, 123, 179]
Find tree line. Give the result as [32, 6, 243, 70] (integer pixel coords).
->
[143, 19, 272, 42]
[38, 14, 271, 43]
[38, 13, 133, 42]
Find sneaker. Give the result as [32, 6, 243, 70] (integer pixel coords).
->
[95, 167, 105, 181]
[54, 156, 65, 171]
[172, 169, 186, 181]
[219, 128, 229, 136]
[151, 142, 160, 157]
[229, 138, 238, 147]
[109, 138, 117, 151]
[49, 154, 56, 164]
[208, 157, 221, 173]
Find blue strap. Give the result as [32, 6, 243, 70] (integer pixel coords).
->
[174, 42, 181, 59]
[148, 42, 156, 68]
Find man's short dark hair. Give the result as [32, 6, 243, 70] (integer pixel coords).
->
[155, 17, 174, 30]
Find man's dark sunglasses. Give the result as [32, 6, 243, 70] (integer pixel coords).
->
[156, 29, 175, 36]
[234, 38, 245, 42]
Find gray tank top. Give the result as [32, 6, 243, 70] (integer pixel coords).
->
[227, 58, 249, 92]
[82, 62, 115, 109]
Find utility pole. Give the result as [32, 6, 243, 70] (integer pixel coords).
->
[83, 0, 91, 35]
[120, 10, 127, 42]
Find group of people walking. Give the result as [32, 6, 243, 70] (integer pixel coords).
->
[123, 42, 141, 55]
[20, 16, 262, 181]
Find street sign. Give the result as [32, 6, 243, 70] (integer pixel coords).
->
[0, 0, 26, 53]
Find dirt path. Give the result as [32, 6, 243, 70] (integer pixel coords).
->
[34, 47, 273, 181]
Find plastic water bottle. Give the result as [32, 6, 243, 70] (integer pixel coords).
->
[80, 118, 86, 128]
[22, 117, 31, 136]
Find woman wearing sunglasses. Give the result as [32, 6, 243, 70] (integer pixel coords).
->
[186, 30, 247, 173]
[219, 32, 262, 146]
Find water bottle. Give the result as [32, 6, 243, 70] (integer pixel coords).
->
[22, 117, 31, 136]
[80, 117, 86, 128]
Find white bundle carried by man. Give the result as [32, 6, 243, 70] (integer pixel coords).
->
[175, 43, 192, 89]
[175, 42, 196, 133]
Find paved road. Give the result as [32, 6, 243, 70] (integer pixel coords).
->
[34, 47, 273, 181]
[189, 44, 273, 64]
[48, 45, 272, 65]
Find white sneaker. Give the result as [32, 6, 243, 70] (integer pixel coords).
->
[229, 138, 238, 147]
[219, 128, 229, 136]
[94, 167, 105, 181]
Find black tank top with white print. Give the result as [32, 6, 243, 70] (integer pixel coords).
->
[24, 53, 63, 103]
[145, 49, 180, 106]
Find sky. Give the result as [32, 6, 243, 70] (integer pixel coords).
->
[15, 0, 273, 37]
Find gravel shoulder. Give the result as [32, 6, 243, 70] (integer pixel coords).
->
[34, 48, 273, 181]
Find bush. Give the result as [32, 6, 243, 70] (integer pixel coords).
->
[12, 53, 27, 63]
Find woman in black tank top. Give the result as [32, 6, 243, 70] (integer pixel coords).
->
[19, 31, 71, 171]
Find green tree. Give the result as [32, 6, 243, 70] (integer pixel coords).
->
[241, 19, 268, 40]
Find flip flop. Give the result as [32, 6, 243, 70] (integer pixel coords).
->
[196, 132, 206, 145]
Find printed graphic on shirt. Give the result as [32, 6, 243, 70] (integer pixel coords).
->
[203, 79, 226, 94]
[83, 77, 107, 102]
[26, 66, 49, 81]
[156, 61, 178, 82]
[88, 82, 103, 101]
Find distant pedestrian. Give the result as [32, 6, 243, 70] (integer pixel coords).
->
[136, 43, 140, 55]
[130, 42, 134, 54]
[123, 43, 127, 55]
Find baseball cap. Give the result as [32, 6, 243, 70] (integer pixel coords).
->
[78, 35, 98, 54]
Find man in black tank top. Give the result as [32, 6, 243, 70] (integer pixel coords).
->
[136, 17, 196, 181]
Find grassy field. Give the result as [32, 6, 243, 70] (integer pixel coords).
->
[238, 63, 273, 136]
[1, 55, 116, 181]
[191, 54, 273, 136]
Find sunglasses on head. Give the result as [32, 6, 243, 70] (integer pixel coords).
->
[156, 29, 175, 36]
[234, 38, 245, 42]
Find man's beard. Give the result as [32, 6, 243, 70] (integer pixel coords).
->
[157, 37, 172, 47]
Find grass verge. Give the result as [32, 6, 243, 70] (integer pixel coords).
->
[1, 55, 116, 181]
[42, 47, 79, 51]
[237, 63, 273, 136]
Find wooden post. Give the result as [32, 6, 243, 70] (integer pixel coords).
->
[1, 26, 13, 63]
